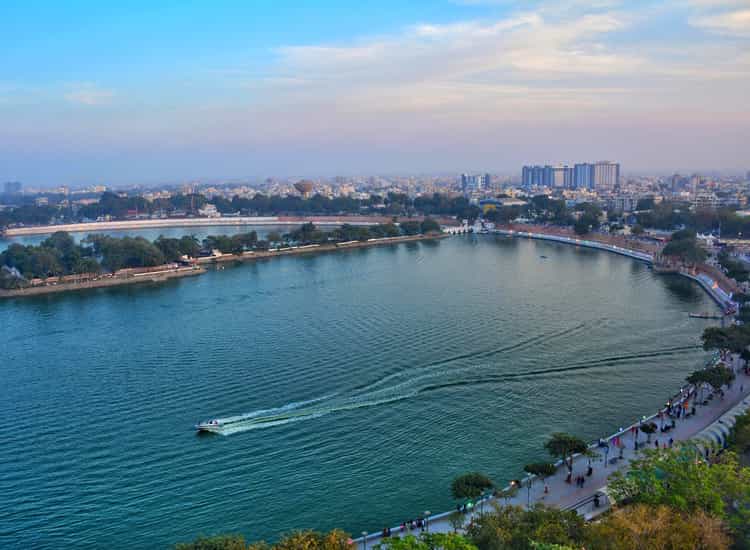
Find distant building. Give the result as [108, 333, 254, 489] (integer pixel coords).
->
[548, 165, 573, 188]
[593, 161, 620, 189]
[574, 164, 594, 190]
[523, 162, 611, 190]
[34, 196, 49, 206]
[3, 181, 22, 194]
[461, 173, 486, 194]
[198, 204, 221, 218]
[522, 165, 545, 188]
[693, 192, 720, 210]
[606, 196, 638, 212]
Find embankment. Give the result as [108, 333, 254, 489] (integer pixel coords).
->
[0, 266, 205, 299]
[493, 228, 655, 263]
[0, 233, 446, 299]
[196, 233, 447, 266]
[491, 226, 735, 309]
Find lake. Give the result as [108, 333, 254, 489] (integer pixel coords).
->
[0, 235, 717, 548]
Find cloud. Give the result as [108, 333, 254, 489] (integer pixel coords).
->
[64, 83, 114, 105]
[690, 8, 750, 34]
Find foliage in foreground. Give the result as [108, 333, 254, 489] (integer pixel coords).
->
[466, 504, 585, 550]
[375, 533, 478, 549]
[175, 529, 352, 550]
[608, 447, 750, 546]
[584, 504, 730, 550]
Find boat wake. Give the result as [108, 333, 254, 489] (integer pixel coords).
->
[204, 342, 701, 436]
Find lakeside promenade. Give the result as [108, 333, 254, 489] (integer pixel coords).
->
[359, 357, 750, 547]
[490, 225, 737, 310]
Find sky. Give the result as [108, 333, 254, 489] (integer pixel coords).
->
[1, 0, 749, 186]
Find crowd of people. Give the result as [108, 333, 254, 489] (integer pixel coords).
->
[380, 517, 430, 539]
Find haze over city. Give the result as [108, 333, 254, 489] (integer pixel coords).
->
[1, 0, 749, 186]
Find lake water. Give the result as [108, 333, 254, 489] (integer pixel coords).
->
[0, 236, 717, 548]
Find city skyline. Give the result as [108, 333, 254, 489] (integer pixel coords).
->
[1, 0, 749, 186]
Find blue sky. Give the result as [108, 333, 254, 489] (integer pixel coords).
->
[1, 0, 749, 186]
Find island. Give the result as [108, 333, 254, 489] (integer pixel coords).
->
[0, 219, 445, 298]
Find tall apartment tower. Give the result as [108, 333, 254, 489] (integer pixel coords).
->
[593, 161, 620, 189]
[522, 165, 545, 187]
[573, 164, 594, 190]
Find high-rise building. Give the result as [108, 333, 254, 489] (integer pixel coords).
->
[524, 161, 619, 190]
[592, 161, 620, 189]
[522, 165, 545, 188]
[3, 181, 22, 194]
[574, 164, 594, 190]
[551, 165, 569, 188]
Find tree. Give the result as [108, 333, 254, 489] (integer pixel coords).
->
[375, 533, 477, 550]
[272, 529, 351, 550]
[524, 463, 557, 505]
[400, 221, 422, 236]
[630, 224, 645, 235]
[728, 410, 750, 465]
[584, 504, 730, 550]
[176, 530, 354, 550]
[178, 235, 201, 258]
[573, 220, 590, 235]
[420, 218, 441, 234]
[607, 447, 750, 543]
[544, 433, 587, 473]
[174, 534, 248, 550]
[466, 504, 585, 550]
[155, 236, 183, 262]
[451, 472, 494, 501]
[267, 231, 283, 244]
[687, 365, 736, 394]
[662, 231, 707, 264]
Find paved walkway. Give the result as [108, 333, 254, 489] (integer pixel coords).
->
[359, 356, 750, 548]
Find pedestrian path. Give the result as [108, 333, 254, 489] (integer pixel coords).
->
[358, 357, 750, 548]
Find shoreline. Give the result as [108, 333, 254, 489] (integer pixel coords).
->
[0, 233, 446, 299]
[359, 354, 750, 546]
[356, 231, 744, 546]
[490, 227, 735, 310]
[0, 266, 206, 298]
[1, 215, 452, 237]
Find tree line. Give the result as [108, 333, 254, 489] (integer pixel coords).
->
[0, 221, 441, 288]
[0, 191, 479, 228]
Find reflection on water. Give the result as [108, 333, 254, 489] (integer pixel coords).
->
[660, 273, 707, 303]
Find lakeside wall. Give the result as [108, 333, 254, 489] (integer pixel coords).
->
[0, 233, 446, 299]
[493, 228, 655, 263]
[0, 266, 205, 298]
[492, 228, 736, 310]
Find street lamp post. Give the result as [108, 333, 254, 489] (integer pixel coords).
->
[361, 531, 367, 550]
[604, 443, 610, 467]
[526, 479, 531, 508]
[424, 511, 431, 533]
